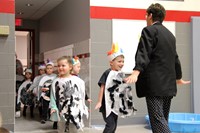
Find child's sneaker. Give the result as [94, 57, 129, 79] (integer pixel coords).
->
[41, 120, 46, 124]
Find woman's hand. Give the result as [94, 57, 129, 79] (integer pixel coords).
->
[176, 79, 191, 85]
[124, 70, 140, 84]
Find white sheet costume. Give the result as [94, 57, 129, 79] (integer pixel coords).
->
[105, 70, 136, 118]
[38, 74, 57, 101]
[17, 80, 33, 105]
[50, 75, 88, 132]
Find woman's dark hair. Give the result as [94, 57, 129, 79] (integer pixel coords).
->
[146, 3, 166, 23]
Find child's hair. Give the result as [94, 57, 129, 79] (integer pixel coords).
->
[57, 56, 73, 66]
[57, 56, 73, 74]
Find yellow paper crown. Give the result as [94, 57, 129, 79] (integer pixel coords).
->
[107, 43, 124, 61]
[72, 56, 80, 65]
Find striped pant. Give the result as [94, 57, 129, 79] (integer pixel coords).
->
[146, 96, 173, 133]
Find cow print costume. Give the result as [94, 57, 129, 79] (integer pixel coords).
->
[17, 80, 33, 108]
[52, 76, 88, 132]
[105, 70, 137, 118]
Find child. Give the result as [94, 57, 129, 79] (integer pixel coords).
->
[38, 60, 57, 124]
[95, 43, 136, 133]
[71, 56, 92, 103]
[28, 64, 46, 117]
[50, 56, 88, 133]
[17, 68, 34, 118]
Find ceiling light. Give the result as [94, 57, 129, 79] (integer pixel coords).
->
[17, 12, 24, 15]
[26, 3, 33, 7]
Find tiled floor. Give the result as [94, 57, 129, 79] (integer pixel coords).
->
[14, 114, 152, 133]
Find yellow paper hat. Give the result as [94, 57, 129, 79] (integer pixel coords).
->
[107, 43, 124, 61]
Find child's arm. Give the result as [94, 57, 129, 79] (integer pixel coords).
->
[85, 93, 92, 103]
[27, 75, 43, 92]
[95, 84, 105, 110]
[49, 81, 60, 122]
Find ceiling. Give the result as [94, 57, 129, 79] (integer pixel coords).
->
[15, 0, 64, 20]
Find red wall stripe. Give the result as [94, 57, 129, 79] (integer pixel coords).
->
[0, 0, 15, 14]
[90, 6, 200, 22]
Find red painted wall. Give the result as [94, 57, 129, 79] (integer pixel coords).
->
[90, 6, 200, 22]
[0, 0, 15, 14]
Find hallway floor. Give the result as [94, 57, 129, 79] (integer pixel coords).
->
[15, 113, 152, 133]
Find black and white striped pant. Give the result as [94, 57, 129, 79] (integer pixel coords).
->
[146, 96, 173, 133]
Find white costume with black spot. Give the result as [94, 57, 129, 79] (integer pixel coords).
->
[105, 70, 136, 118]
[50, 75, 88, 132]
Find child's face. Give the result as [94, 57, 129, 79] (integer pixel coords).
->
[46, 65, 54, 75]
[110, 56, 124, 71]
[25, 72, 32, 79]
[39, 69, 45, 75]
[72, 63, 81, 75]
[57, 59, 72, 77]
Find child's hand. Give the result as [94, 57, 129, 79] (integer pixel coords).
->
[51, 109, 56, 114]
[41, 87, 49, 91]
[95, 102, 101, 110]
[87, 99, 92, 103]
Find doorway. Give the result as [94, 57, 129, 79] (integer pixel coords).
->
[15, 30, 35, 76]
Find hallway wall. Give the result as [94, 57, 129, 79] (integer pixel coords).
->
[0, 0, 15, 131]
[39, 0, 90, 53]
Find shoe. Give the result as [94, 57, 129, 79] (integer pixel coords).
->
[41, 120, 46, 124]
[53, 122, 57, 129]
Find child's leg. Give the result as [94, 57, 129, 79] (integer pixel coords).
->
[30, 105, 34, 118]
[41, 98, 50, 123]
[23, 105, 27, 117]
[53, 121, 58, 129]
[102, 112, 118, 133]
[38, 105, 42, 118]
[38, 98, 43, 117]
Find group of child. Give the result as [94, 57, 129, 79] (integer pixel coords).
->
[15, 43, 136, 133]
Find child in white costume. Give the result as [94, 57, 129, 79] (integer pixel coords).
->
[50, 56, 88, 133]
[17, 68, 34, 118]
[71, 56, 92, 103]
[28, 64, 46, 117]
[38, 60, 57, 124]
[95, 43, 136, 133]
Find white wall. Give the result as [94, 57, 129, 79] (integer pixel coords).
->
[90, 0, 200, 11]
[43, 45, 73, 66]
[15, 31, 28, 69]
[112, 19, 175, 73]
